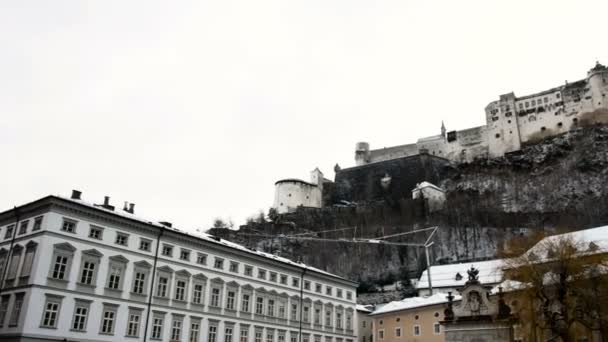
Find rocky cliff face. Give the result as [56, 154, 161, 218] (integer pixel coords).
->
[214, 124, 608, 299]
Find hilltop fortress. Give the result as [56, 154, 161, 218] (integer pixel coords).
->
[356, 62, 608, 165]
[274, 63, 608, 213]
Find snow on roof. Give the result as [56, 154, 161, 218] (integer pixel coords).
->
[411, 181, 445, 193]
[356, 304, 373, 313]
[416, 259, 504, 290]
[51, 195, 350, 283]
[370, 293, 460, 316]
[525, 225, 608, 261]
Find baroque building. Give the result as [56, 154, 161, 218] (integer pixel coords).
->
[355, 62, 608, 165]
[0, 191, 357, 342]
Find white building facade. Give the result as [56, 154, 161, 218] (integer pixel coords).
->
[0, 193, 358, 342]
[273, 169, 325, 214]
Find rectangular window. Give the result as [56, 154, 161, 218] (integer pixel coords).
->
[18, 220, 28, 235]
[175, 280, 186, 301]
[336, 312, 342, 328]
[193, 284, 203, 304]
[325, 310, 331, 326]
[214, 258, 224, 269]
[395, 328, 401, 337]
[292, 278, 299, 288]
[413, 325, 420, 336]
[33, 216, 43, 231]
[157, 277, 169, 297]
[152, 317, 164, 339]
[211, 288, 221, 307]
[255, 330, 263, 342]
[433, 322, 441, 334]
[180, 249, 190, 261]
[378, 330, 384, 339]
[127, 312, 141, 337]
[315, 283, 322, 293]
[256, 297, 264, 314]
[240, 328, 249, 342]
[189, 321, 200, 342]
[171, 319, 182, 341]
[226, 291, 236, 310]
[208, 325, 218, 342]
[80, 261, 96, 285]
[242, 294, 250, 312]
[0, 296, 9, 328]
[225, 327, 234, 342]
[278, 302, 286, 318]
[291, 304, 298, 321]
[61, 219, 77, 233]
[314, 309, 321, 324]
[9, 293, 24, 326]
[336, 289, 342, 298]
[244, 265, 253, 276]
[52, 255, 69, 280]
[4, 225, 14, 239]
[258, 269, 266, 279]
[278, 332, 285, 342]
[268, 299, 275, 317]
[325, 286, 332, 296]
[269, 272, 277, 282]
[304, 280, 311, 290]
[346, 291, 352, 300]
[197, 253, 207, 265]
[229, 261, 239, 273]
[115, 233, 128, 246]
[107, 265, 122, 290]
[89, 226, 103, 239]
[280, 274, 288, 285]
[72, 305, 89, 331]
[302, 306, 309, 322]
[290, 333, 298, 342]
[139, 239, 151, 251]
[133, 271, 146, 294]
[100, 307, 116, 334]
[41, 300, 61, 328]
[162, 245, 173, 257]
[266, 330, 274, 342]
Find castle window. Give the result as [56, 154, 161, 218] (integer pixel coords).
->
[531, 99, 536, 106]
[557, 122, 563, 128]
[525, 101, 529, 108]
[573, 118, 579, 124]
[495, 133, 500, 138]
[541, 126, 546, 131]
[508, 120, 511, 124]
[492, 116, 499, 122]
[505, 112, 512, 117]
[288, 194, 291, 197]
[556, 93, 561, 98]
[544, 97, 549, 103]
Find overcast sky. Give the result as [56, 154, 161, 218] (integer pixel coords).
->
[2, 0, 607, 231]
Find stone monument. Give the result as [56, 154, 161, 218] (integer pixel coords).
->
[442, 266, 513, 342]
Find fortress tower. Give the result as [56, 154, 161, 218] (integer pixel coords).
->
[355, 142, 370, 166]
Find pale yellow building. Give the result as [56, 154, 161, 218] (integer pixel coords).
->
[357, 305, 374, 342]
[369, 294, 460, 342]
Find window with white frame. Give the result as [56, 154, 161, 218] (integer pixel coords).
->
[192, 283, 205, 304]
[278, 331, 286, 342]
[18, 220, 28, 235]
[315, 283, 322, 293]
[4, 225, 14, 239]
[211, 287, 221, 307]
[208, 323, 218, 342]
[139, 239, 151, 251]
[346, 291, 352, 300]
[196, 253, 207, 265]
[41, 295, 63, 328]
[78, 249, 102, 286]
[255, 329, 263, 342]
[106, 263, 125, 290]
[336, 289, 343, 298]
[266, 329, 275, 342]
[225, 326, 234, 342]
[162, 244, 173, 257]
[292, 278, 299, 288]
[157, 276, 169, 297]
[280, 274, 288, 284]
[336, 312, 342, 328]
[175, 280, 187, 301]
[170, 317, 183, 341]
[278, 299, 286, 318]
[61, 218, 77, 233]
[268, 299, 276, 317]
[189, 320, 201, 342]
[325, 286, 332, 296]
[304, 280, 311, 290]
[214, 257, 224, 269]
[126, 309, 142, 337]
[152, 313, 165, 339]
[180, 249, 190, 261]
[378, 330, 384, 339]
[226, 290, 236, 310]
[32, 216, 43, 231]
[100, 304, 117, 334]
[71, 300, 90, 331]
[244, 265, 253, 276]
[0, 295, 9, 328]
[240, 327, 250, 342]
[290, 332, 298, 342]
[89, 226, 103, 240]
[395, 328, 401, 337]
[258, 268, 267, 279]
[291, 303, 298, 321]
[9, 293, 24, 327]
[115, 233, 129, 246]
[325, 309, 332, 326]
[132, 262, 151, 295]
[255, 296, 264, 315]
[242, 293, 251, 312]
[433, 322, 441, 334]
[6, 245, 22, 281]
[229, 261, 239, 273]
[302, 305, 310, 322]
[413, 325, 421, 336]
[314, 308, 321, 324]
[49, 243, 76, 281]
[269, 272, 277, 282]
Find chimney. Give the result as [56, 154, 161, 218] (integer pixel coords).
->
[129, 203, 135, 214]
[71, 190, 82, 200]
[123, 201, 129, 211]
[159, 221, 172, 228]
[101, 196, 114, 210]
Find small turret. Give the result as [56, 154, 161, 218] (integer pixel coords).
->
[441, 121, 446, 138]
[355, 142, 370, 166]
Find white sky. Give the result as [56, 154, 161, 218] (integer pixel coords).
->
[2, 0, 607, 231]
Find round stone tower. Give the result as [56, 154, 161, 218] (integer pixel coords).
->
[587, 61, 608, 110]
[355, 142, 370, 166]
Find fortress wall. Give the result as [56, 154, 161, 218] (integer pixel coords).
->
[274, 181, 322, 213]
[443, 126, 489, 162]
[368, 143, 418, 163]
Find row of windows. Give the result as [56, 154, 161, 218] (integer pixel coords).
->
[2, 216, 43, 239]
[38, 294, 355, 342]
[57, 217, 353, 301]
[377, 324, 441, 338]
[47, 243, 354, 329]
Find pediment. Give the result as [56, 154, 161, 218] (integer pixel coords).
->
[54, 242, 76, 252]
[82, 249, 103, 258]
[158, 265, 174, 273]
[193, 273, 208, 281]
[226, 281, 240, 288]
[211, 277, 224, 284]
[134, 260, 152, 268]
[176, 269, 192, 277]
[109, 254, 129, 263]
